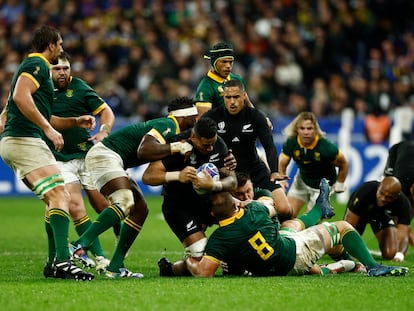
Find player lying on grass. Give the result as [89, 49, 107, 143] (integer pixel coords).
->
[185, 180, 409, 277]
[229, 173, 363, 275]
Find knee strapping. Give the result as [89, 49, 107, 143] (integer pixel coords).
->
[185, 237, 207, 258]
[32, 173, 65, 199]
[108, 189, 134, 215]
[322, 221, 340, 248]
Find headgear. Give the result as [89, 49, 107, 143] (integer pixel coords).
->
[204, 42, 234, 71]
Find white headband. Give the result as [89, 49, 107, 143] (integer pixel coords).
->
[170, 106, 198, 117]
[51, 58, 71, 69]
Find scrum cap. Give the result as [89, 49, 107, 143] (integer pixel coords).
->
[204, 42, 234, 71]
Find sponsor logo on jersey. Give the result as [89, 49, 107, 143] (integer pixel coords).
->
[217, 121, 226, 133]
[242, 124, 253, 132]
[186, 220, 197, 232]
[66, 89, 74, 98]
[162, 128, 172, 136]
[209, 153, 220, 162]
[232, 137, 240, 143]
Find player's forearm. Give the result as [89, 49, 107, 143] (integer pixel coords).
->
[397, 226, 409, 254]
[220, 172, 237, 192]
[336, 166, 348, 183]
[0, 107, 6, 134]
[278, 156, 290, 175]
[98, 108, 115, 134]
[50, 115, 78, 130]
[334, 154, 349, 183]
[141, 169, 167, 185]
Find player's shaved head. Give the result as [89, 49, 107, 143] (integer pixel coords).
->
[376, 176, 401, 206]
[381, 176, 401, 193]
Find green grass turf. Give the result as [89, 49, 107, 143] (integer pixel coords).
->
[0, 196, 413, 311]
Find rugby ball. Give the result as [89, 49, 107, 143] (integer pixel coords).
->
[193, 163, 220, 195]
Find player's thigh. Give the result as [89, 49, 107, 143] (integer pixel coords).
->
[0, 137, 57, 180]
[57, 159, 82, 184]
[287, 174, 309, 202]
[85, 142, 127, 190]
[162, 203, 204, 242]
[289, 228, 325, 275]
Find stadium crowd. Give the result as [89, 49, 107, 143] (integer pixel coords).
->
[1, 0, 414, 122]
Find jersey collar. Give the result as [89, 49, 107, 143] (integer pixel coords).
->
[207, 70, 230, 83]
[167, 115, 181, 134]
[297, 134, 320, 149]
[28, 53, 50, 66]
[219, 208, 244, 227]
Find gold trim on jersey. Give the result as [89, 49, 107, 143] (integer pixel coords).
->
[219, 208, 244, 227]
[167, 115, 181, 134]
[28, 52, 51, 66]
[21, 72, 40, 88]
[203, 255, 221, 265]
[92, 102, 109, 116]
[297, 134, 320, 149]
[206, 70, 231, 83]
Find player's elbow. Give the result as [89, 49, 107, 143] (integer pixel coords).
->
[141, 171, 158, 186]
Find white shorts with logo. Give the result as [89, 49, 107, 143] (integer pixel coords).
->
[57, 158, 96, 190]
[0, 136, 56, 179]
[85, 142, 128, 190]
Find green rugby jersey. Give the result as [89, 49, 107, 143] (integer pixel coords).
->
[204, 201, 296, 276]
[48, 77, 107, 161]
[2, 53, 54, 138]
[101, 116, 181, 168]
[253, 187, 273, 200]
[281, 135, 340, 188]
[195, 70, 247, 109]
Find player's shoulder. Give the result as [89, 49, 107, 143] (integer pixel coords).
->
[317, 136, 339, 150]
[21, 54, 50, 76]
[70, 76, 94, 90]
[245, 200, 269, 213]
[249, 106, 266, 119]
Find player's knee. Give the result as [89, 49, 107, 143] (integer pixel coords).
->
[34, 173, 67, 202]
[185, 237, 207, 258]
[108, 189, 134, 215]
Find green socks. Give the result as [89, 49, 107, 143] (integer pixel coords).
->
[44, 217, 55, 265]
[107, 217, 142, 272]
[297, 202, 322, 228]
[48, 208, 70, 262]
[74, 204, 125, 248]
[74, 216, 106, 257]
[342, 230, 377, 268]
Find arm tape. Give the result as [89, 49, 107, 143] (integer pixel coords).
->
[165, 171, 180, 182]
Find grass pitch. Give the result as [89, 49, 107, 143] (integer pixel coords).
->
[0, 196, 413, 311]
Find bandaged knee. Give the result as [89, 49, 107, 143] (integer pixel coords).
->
[185, 237, 207, 258]
[108, 189, 134, 215]
[32, 173, 65, 199]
